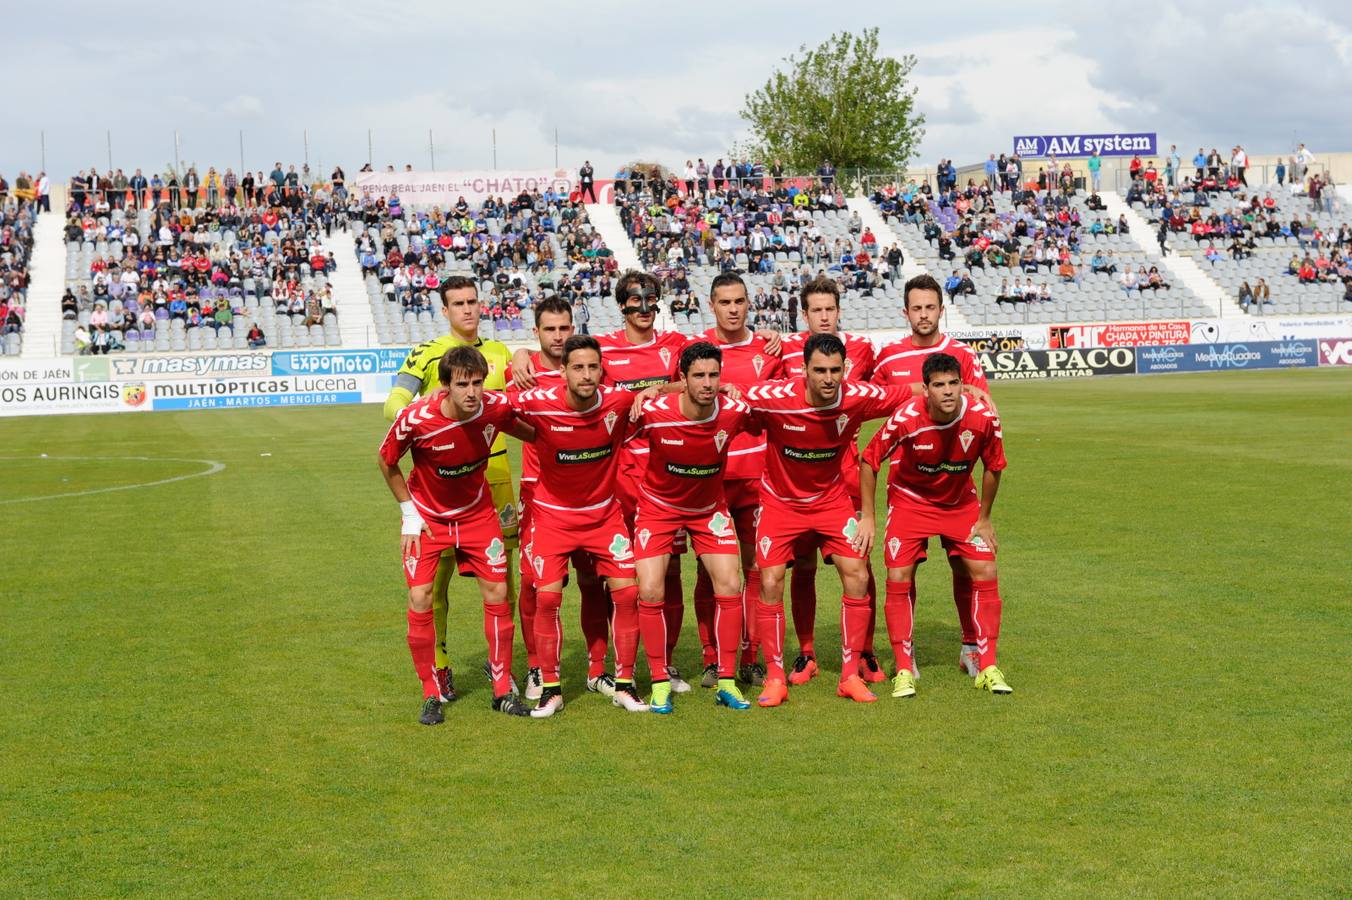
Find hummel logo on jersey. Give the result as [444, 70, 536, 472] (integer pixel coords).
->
[659, 347, 672, 369]
[660, 437, 684, 446]
[835, 413, 851, 436]
[636, 528, 652, 549]
[913, 443, 934, 450]
[751, 354, 766, 376]
[550, 424, 574, 432]
[604, 411, 619, 434]
[610, 533, 633, 560]
[959, 429, 975, 452]
[887, 537, 901, 559]
[485, 537, 507, 566]
[758, 536, 772, 557]
[713, 429, 729, 452]
[782, 423, 806, 432]
[708, 511, 733, 537]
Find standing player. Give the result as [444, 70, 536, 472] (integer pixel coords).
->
[742, 333, 912, 707]
[858, 353, 1012, 697]
[871, 273, 992, 677]
[692, 273, 783, 688]
[510, 335, 649, 717]
[631, 342, 758, 713]
[385, 276, 519, 702]
[377, 346, 535, 724]
[777, 276, 882, 686]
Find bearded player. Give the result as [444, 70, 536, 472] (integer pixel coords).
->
[385, 276, 518, 702]
[858, 352, 1012, 697]
[378, 346, 535, 724]
[741, 333, 913, 707]
[630, 341, 758, 713]
[871, 273, 993, 678]
[777, 276, 883, 686]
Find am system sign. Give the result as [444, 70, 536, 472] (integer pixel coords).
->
[1013, 132, 1157, 158]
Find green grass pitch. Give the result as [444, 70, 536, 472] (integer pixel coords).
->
[2, 369, 1349, 896]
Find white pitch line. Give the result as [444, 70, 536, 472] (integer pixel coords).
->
[0, 456, 227, 505]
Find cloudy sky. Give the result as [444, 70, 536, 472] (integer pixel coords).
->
[4, 0, 1348, 179]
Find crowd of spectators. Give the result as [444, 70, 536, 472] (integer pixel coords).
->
[68, 162, 335, 213]
[0, 178, 38, 349]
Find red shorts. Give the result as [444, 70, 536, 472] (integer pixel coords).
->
[619, 469, 687, 555]
[793, 492, 863, 561]
[524, 500, 636, 586]
[633, 497, 739, 560]
[756, 490, 863, 569]
[403, 497, 508, 587]
[883, 496, 994, 567]
[724, 478, 761, 544]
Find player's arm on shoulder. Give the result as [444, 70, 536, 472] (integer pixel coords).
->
[509, 347, 537, 389]
[755, 328, 782, 356]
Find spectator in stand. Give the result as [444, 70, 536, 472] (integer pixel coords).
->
[579, 160, 596, 203]
[247, 322, 266, 348]
[1088, 150, 1102, 192]
[984, 154, 999, 190]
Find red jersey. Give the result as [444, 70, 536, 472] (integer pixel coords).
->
[597, 329, 685, 390]
[507, 384, 636, 512]
[871, 334, 989, 392]
[378, 391, 517, 521]
[742, 380, 910, 505]
[697, 328, 783, 480]
[630, 394, 757, 514]
[779, 330, 878, 381]
[862, 395, 1006, 509]
[519, 351, 563, 484]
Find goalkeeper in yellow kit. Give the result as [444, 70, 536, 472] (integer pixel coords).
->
[384, 275, 518, 701]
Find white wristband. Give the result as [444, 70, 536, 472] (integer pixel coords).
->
[399, 500, 425, 536]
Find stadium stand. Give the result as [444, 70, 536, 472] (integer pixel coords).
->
[60, 168, 342, 353]
[0, 173, 37, 356]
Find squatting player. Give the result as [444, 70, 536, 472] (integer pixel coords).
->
[385, 276, 518, 701]
[630, 342, 758, 713]
[377, 346, 536, 724]
[509, 335, 649, 717]
[777, 276, 883, 686]
[741, 333, 912, 707]
[871, 273, 993, 678]
[859, 352, 1012, 697]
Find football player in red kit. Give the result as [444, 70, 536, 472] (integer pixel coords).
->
[859, 352, 1012, 698]
[871, 273, 993, 677]
[377, 346, 537, 724]
[510, 335, 649, 717]
[778, 276, 883, 686]
[741, 333, 912, 707]
[630, 341, 759, 713]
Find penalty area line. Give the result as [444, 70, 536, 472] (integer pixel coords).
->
[0, 456, 227, 505]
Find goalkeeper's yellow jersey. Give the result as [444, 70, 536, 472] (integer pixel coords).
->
[384, 333, 514, 486]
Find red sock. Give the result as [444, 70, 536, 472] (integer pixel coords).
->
[694, 565, 716, 665]
[610, 584, 640, 682]
[534, 590, 564, 685]
[578, 570, 610, 678]
[972, 579, 1003, 669]
[663, 562, 684, 662]
[953, 572, 976, 643]
[406, 608, 437, 699]
[518, 573, 538, 669]
[839, 594, 871, 681]
[714, 594, 742, 678]
[863, 568, 878, 655]
[790, 561, 817, 657]
[884, 580, 915, 674]
[482, 601, 515, 697]
[756, 600, 785, 681]
[638, 600, 668, 683]
[740, 566, 762, 666]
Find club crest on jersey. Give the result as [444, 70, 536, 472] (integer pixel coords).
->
[482, 424, 497, 449]
[959, 429, 974, 452]
[610, 533, 633, 560]
[403, 554, 418, 578]
[835, 413, 851, 436]
[708, 511, 733, 537]
[887, 537, 901, 559]
[485, 537, 506, 566]
[604, 411, 619, 434]
[758, 536, 772, 558]
[844, 358, 854, 378]
[713, 429, 729, 452]
[636, 528, 652, 549]
[532, 554, 545, 579]
[659, 347, 672, 369]
[751, 354, 766, 376]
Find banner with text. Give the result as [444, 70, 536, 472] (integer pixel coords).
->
[1135, 340, 1319, 374]
[1318, 338, 1352, 366]
[1049, 321, 1191, 348]
[352, 169, 576, 207]
[979, 347, 1138, 380]
[1012, 132, 1157, 159]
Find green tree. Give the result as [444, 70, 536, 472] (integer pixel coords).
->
[741, 28, 925, 180]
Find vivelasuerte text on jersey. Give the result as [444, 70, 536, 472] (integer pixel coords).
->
[861, 394, 1006, 509]
[629, 394, 758, 514]
[507, 384, 637, 511]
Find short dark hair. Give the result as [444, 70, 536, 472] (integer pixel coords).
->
[441, 275, 478, 302]
[532, 294, 573, 325]
[614, 269, 660, 306]
[922, 352, 962, 384]
[799, 275, 840, 312]
[804, 332, 845, 367]
[438, 345, 489, 385]
[903, 273, 943, 308]
[679, 340, 722, 375]
[710, 272, 746, 299]
[562, 333, 601, 366]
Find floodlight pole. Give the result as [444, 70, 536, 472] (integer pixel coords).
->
[492, 128, 497, 170]
[429, 129, 435, 169]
